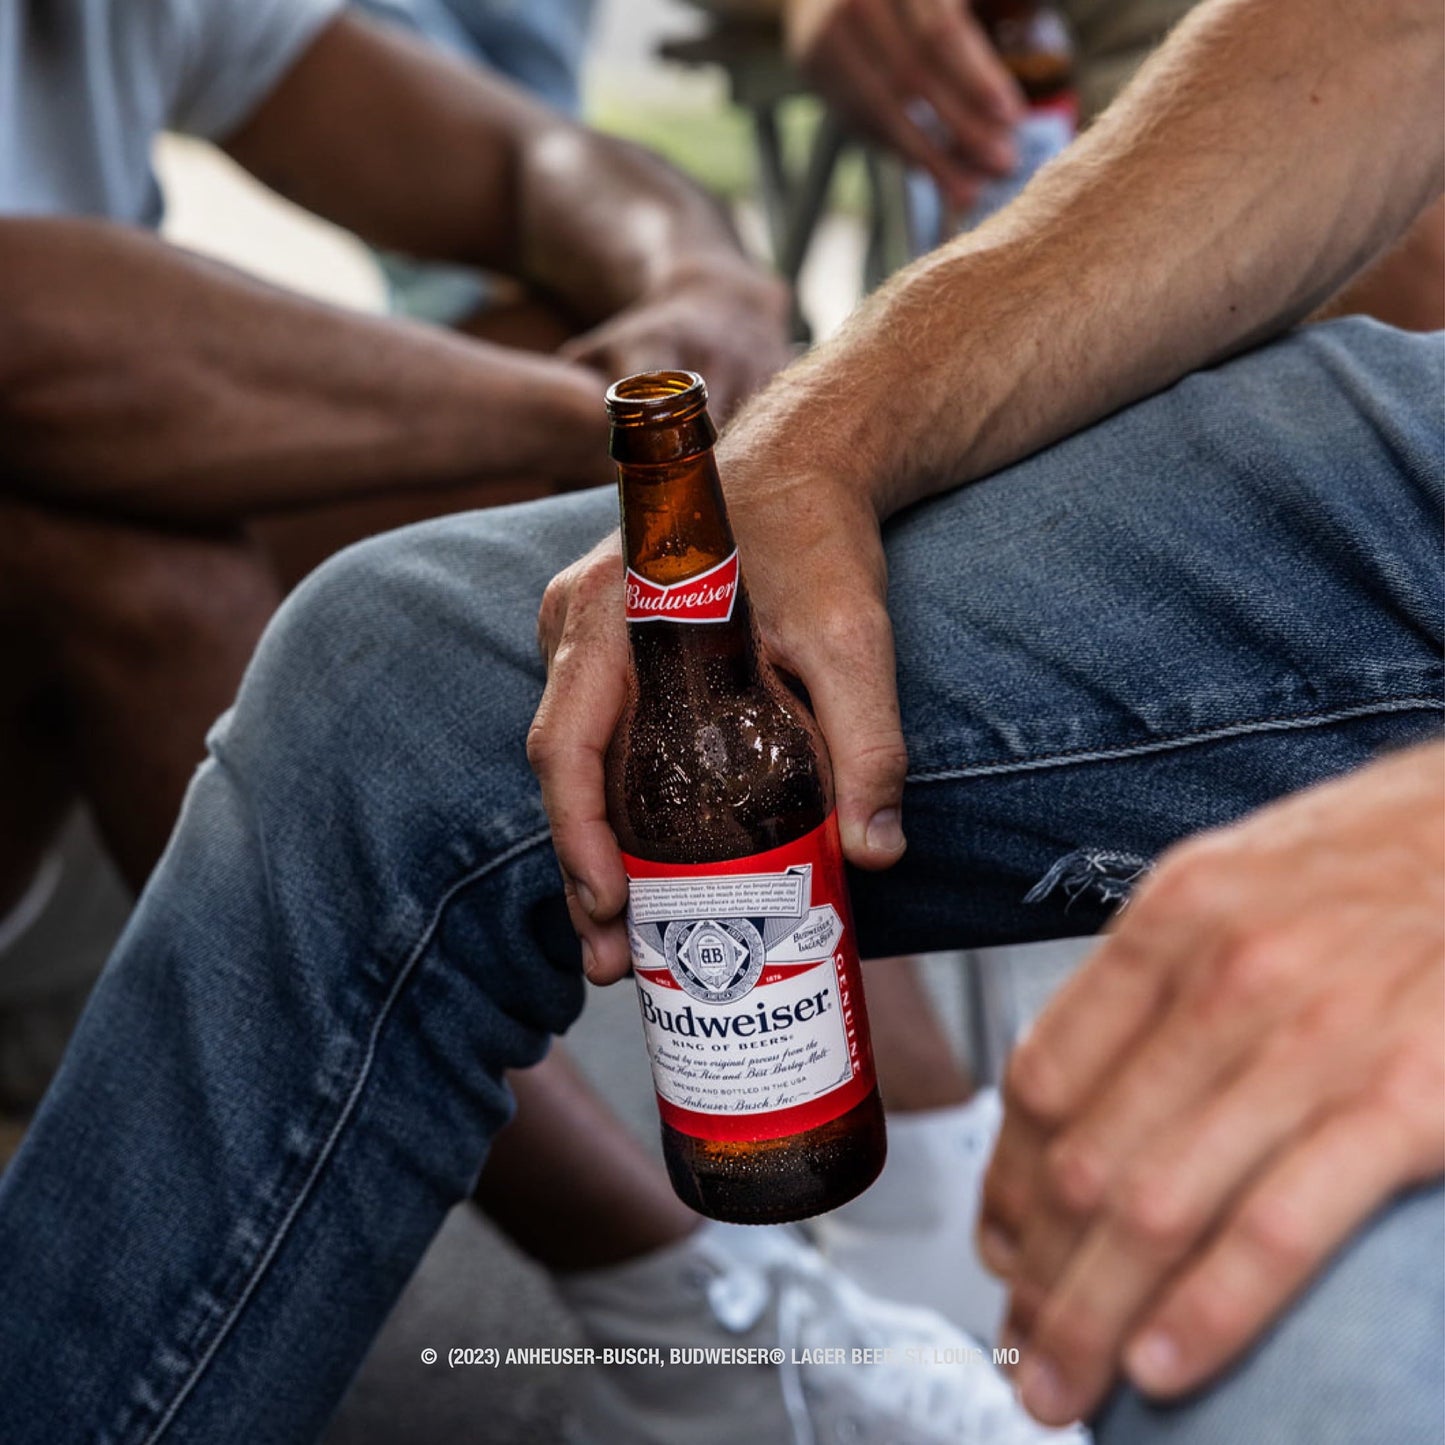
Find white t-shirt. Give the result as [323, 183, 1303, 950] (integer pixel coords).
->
[0, 0, 342, 225]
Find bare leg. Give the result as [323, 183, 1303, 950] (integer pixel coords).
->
[476, 1049, 698, 1273]
[471, 962, 977, 1274]
[0, 499, 278, 892]
[819, 958, 1005, 1338]
[863, 955, 975, 1111]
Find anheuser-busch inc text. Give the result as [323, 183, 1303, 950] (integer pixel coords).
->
[423, 1344, 1021, 1368]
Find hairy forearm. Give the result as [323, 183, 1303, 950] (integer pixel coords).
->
[227, 16, 782, 330]
[0, 219, 605, 522]
[725, 0, 1443, 515]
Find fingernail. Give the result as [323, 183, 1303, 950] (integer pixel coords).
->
[575, 880, 599, 918]
[1016, 1352, 1074, 1423]
[1126, 1329, 1181, 1392]
[865, 808, 905, 854]
[978, 1223, 1018, 1276]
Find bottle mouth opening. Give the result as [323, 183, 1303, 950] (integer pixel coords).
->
[605, 370, 709, 427]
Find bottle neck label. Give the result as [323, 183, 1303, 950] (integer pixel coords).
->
[625, 550, 739, 625]
[622, 814, 876, 1143]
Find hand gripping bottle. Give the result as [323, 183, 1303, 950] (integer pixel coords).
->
[604, 369, 886, 1224]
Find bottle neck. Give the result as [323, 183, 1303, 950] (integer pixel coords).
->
[615, 446, 761, 684]
[617, 443, 732, 575]
[606, 368, 761, 681]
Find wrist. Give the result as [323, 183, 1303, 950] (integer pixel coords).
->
[453, 348, 608, 485]
[534, 360, 611, 481]
[717, 333, 903, 525]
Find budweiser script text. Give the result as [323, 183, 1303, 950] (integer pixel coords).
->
[625, 551, 739, 624]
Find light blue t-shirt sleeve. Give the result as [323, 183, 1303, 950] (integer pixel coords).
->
[169, 0, 345, 142]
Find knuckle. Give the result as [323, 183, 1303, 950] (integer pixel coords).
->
[1092, 928, 1161, 983]
[1236, 1194, 1313, 1274]
[815, 599, 892, 663]
[1374, 1041, 1445, 1107]
[572, 556, 619, 609]
[1043, 1136, 1106, 1214]
[1137, 843, 1222, 923]
[524, 717, 556, 773]
[852, 736, 910, 791]
[1365, 1046, 1445, 1157]
[1112, 1167, 1196, 1254]
[1208, 932, 1300, 1009]
[537, 574, 570, 639]
[908, 0, 951, 44]
[1004, 1038, 1070, 1126]
[1272, 988, 1357, 1060]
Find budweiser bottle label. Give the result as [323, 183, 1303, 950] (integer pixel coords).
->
[625, 551, 739, 625]
[622, 815, 877, 1142]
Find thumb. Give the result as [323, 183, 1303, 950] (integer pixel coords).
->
[795, 598, 909, 869]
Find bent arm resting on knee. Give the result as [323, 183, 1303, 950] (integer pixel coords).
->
[223, 14, 791, 407]
[528, 0, 1444, 977]
[721, 0, 1445, 517]
[0, 218, 608, 522]
[664, 0, 1443, 873]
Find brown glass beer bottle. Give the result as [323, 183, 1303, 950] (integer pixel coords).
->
[603, 369, 886, 1225]
[977, 0, 1077, 111]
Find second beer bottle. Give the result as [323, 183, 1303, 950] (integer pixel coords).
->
[603, 369, 887, 1225]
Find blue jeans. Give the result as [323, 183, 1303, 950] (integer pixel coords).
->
[0, 320, 1440, 1443]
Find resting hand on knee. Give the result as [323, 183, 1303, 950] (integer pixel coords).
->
[979, 742, 1445, 1425]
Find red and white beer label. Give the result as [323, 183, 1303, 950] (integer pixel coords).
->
[625, 551, 739, 625]
[622, 815, 876, 1142]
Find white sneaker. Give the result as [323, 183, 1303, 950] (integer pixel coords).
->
[812, 1090, 1008, 1342]
[558, 1221, 1088, 1445]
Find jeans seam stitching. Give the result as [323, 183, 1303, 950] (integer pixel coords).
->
[137, 824, 556, 1445]
[905, 695, 1445, 784]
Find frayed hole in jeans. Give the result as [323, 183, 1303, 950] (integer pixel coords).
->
[1023, 848, 1151, 909]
